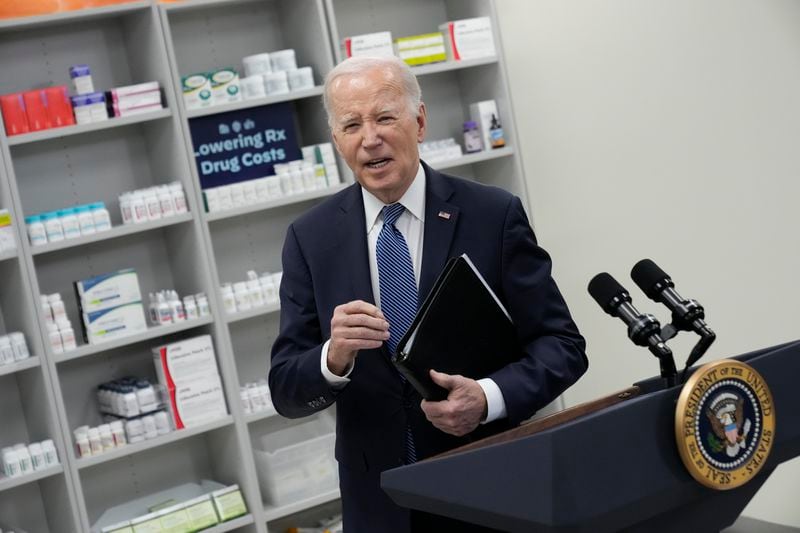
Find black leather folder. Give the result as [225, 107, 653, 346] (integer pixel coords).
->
[393, 254, 521, 401]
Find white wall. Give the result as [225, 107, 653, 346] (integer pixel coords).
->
[495, 0, 800, 526]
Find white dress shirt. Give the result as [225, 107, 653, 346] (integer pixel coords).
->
[320, 163, 507, 423]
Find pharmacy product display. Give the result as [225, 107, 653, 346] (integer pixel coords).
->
[147, 290, 210, 326]
[74, 269, 147, 345]
[0, 209, 16, 253]
[118, 182, 189, 225]
[25, 203, 111, 246]
[152, 335, 229, 429]
[0, 331, 31, 365]
[182, 48, 316, 110]
[202, 143, 340, 214]
[0, 62, 162, 135]
[1, 440, 59, 479]
[419, 138, 464, 164]
[41, 293, 78, 354]
[96, 482, 247, 533]
[220, 271, 281, 315]
[240, 379, 274, 417]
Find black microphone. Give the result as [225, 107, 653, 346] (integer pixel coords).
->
[587, 273, 675, 367]
[630, 259, 716, 369]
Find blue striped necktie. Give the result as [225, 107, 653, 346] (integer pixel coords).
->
[376, 203, 418, 463]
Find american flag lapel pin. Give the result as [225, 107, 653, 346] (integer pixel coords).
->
[438, 211, 451, 220]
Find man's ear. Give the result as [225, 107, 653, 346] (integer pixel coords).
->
[416, 102, 428, 143]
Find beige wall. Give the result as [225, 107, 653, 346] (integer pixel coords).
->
[495, 0, 800, 526]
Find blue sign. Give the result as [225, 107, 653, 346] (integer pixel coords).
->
[189, 102, 302, 189]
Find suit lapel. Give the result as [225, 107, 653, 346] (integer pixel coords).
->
[336, 184, 375, 304]
[419, 163, 459, 301]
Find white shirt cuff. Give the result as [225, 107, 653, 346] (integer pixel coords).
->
[320, 339, 352, 387]
[477, 378, 507, 424]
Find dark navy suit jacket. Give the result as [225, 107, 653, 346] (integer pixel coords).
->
[269, 163, 587, 532]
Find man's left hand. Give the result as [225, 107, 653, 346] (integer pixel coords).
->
[420, 370, 487, 436]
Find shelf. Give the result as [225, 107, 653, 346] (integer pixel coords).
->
[162, 0, 263, 13]
[226, 302, 280, 324]
[0, 464, 63, 493]
[429, 146, 515, 171]
[0, 1, 150, 32]
[0, 248, 18, 262]
[263, 489, 341, 522]
[186, 87, 325, 119]
[0, 356, 41, 377]
[30, 213, 194, 256]
[76, 415, 235, 469]
[410, 56, 499, 77]
[54, 315, 214, 363]
[7, 109, 172, 146]
[205, 184, 349, 223]
[205, 514, 256, 532]
[244, 409, 278, 425]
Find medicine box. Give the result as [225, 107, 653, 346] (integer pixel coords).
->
[155, 503, 191, 532]
[75, 268, 142, 314]
[130, 512, 161, 533]
[469, 99, 500, 154]
[210, 484, 248, 522]
[0, 209, 16, 252]
[182, 494, 219, 530]
[253, 417, 338, 506]
[439, 16, 496, 61]
[209, 68, 242, 106]
[395, 33, 447, 66]
[163, 375, 229, 429]
[82, 301, 148, 345]
[182, 72, 213, 110]
[152, 335, 220, 387]
[342, 31, 394, 58]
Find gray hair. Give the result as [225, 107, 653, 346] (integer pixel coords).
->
[323, 56, 422, 130]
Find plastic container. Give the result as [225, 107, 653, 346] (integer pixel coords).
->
[90, 202, 112, 231]
[75, 205, 96, 235]
[253, 417, 338, 505]
[59, 208, 81, 239]
[25, 215, 48, 246]
[41, 212, 65, 242]
[463, 120, 483, 153]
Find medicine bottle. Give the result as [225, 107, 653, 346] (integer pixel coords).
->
[47, 322, 64, 355]
[136, 380, 157, 413]
[168, 290, 185, 322]
[260, 274, 278, 304]
[126, 419, 145, 444]
[247, 278, 265, 307]
[25, 215, 48, 246]
[9, 332, 29, 361]
[59, 208, 81, 239]
[119, 192, 133, 224]
[75, 205, 95, 235]
[183, 295, 198, 320]
[121, 386, 140, 417]
[98, 424, 115, 451]
[110, 421, 127, 446]
[142, 415, 158, 440]
[220, 284, 237, 314]
[489, 114, 506, 149]
[240, 387, 252, 414]
[195, 293, 210, 316]
[48, 293, 67, 322]
[28, 442, 45, 470]
[42, 212, 65, 242]
[233, 282, 252, 312]
[56, 318, 77, 351]
[144, 189, 162, 220]
[154, 411, 171, 435]
[88, 428, 103, 455]
[0, 336, 14, 365]
[130, 192, 148, 224]
[90, 202, 111, 231]
[15, 445, 32, 474]
[462, 121, 483, 153]
[75, 434, 91, 458]
[157, 185, 175, 218]
[3, 449, 20, 477]
[41, 439, 58, 466]
[156, 292, 173, 325]
[170, 182, 189, 214]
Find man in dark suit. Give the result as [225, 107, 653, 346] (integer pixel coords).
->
[269, 56, 587, 532]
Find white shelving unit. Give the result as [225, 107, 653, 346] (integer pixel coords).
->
[0, 1, 524, 531]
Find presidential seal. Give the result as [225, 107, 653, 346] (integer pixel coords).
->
[675, 359, 775, 490]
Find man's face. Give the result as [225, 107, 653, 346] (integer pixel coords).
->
[328, 67, 427, 204]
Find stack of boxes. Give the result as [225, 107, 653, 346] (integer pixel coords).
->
[75, 269, 148, 345]
[109, 82, 163, 118]
[152, 335, 228, 430]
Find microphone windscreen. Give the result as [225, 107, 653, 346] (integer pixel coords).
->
[631, 259, 670, 299]
[588, 272, 627, 314]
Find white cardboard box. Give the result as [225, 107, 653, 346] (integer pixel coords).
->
[165, 376, 228, 429]
[342, 31, 394, 58]
[152, 335, 220, 387]
[82, 301, 147, 345]
[439, 17, 496, 61]
[75, 268, 142, 314]
[469, 99, 500, 154]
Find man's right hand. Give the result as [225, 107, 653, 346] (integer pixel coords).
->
[327, 300, 389, 376]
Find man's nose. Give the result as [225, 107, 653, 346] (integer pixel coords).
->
[361, 122, 382, 148]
